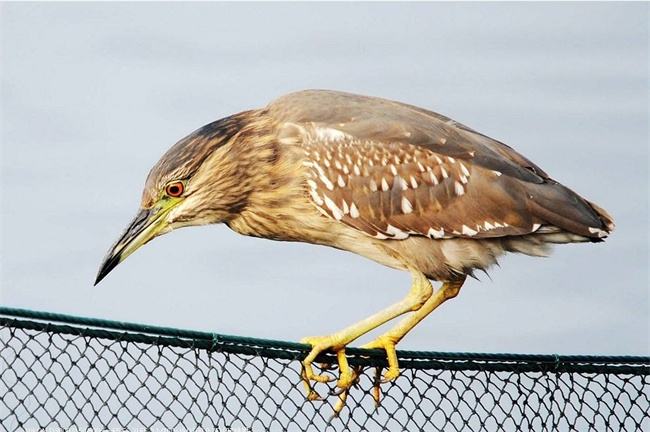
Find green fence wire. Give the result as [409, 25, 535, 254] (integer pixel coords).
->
[1, 306, 648, 431]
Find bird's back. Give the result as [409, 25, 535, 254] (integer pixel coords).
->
[269, 90, 549, 183]
[265, 90, 613, 244]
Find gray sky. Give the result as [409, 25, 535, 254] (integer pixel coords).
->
[1, 2, 648, 356]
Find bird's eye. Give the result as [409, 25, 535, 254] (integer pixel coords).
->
[165, 181, 184, 198]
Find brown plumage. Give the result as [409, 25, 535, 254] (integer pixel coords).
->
[96, 89, 614, 414]
[211, 90, 612, 280]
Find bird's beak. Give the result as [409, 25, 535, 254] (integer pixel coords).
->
[95, 204, 173, 285]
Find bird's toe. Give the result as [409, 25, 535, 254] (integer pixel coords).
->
[361, 335, 402, 383]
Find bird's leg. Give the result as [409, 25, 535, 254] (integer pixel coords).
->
[300, 270, 433, 406]
[361, 276, 466, 386]
[334, 277, 466, 409]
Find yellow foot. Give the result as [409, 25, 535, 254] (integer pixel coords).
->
[361, 335, 401, 382]
[300, 335, 340, 383]
[300, 335, 356, 414]
[334, 335, 399, 413]
[334, 337, 401, 411]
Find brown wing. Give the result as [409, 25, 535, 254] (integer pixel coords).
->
[296, 128, 536, 239]
[269, 90, 613, 240]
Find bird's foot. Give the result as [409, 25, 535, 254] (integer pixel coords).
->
[300, 335, 342, 384]
[300, 334, 403, 414]
[360, 335, 401, 382]
[333, 335, 401, 410]
[300, 335, 358, 415]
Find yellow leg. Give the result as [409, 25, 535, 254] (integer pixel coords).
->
[301, 270, 433, 410]
[334, 277, 466, 409]
[361, 276, 466, 384]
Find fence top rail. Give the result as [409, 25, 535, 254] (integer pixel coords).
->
[1, 305, 648, 375]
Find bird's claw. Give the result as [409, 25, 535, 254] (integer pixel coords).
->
[300, 335, 339, 386]
[307, 390, 323, 401]
[300, 334, 402, 416]
[334, 364, 385, 412]
[301, 336, 360, 415]
[374, 365, 387, 406]
[329, 365, 361, 396]
[330, 364, 361, 416]
[301, 368, 325, 401]
[360, 335, 401, 383]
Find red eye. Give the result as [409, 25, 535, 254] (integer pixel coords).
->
[165, 182, 184, 197]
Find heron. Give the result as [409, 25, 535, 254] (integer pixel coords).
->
[96, 90, 614, 414]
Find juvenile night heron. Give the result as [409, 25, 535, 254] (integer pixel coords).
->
[96, 90, 614, 413]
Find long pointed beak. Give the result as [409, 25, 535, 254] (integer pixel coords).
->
[95, 206, 169, 285]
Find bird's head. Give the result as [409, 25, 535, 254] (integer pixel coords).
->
[95, 113, 253, 285]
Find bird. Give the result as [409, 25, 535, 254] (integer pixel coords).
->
[95, 89, 614, 414]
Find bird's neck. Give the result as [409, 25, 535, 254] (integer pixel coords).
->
[218, 125, 337, 245]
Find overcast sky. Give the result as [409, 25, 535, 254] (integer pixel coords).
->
[1, 2, 647, 356]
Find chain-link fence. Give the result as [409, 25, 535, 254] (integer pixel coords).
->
[1, 307, 648, 431]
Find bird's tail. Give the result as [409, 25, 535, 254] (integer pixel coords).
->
[525, 180, 614, 241]
[586, 200, 615, 234]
